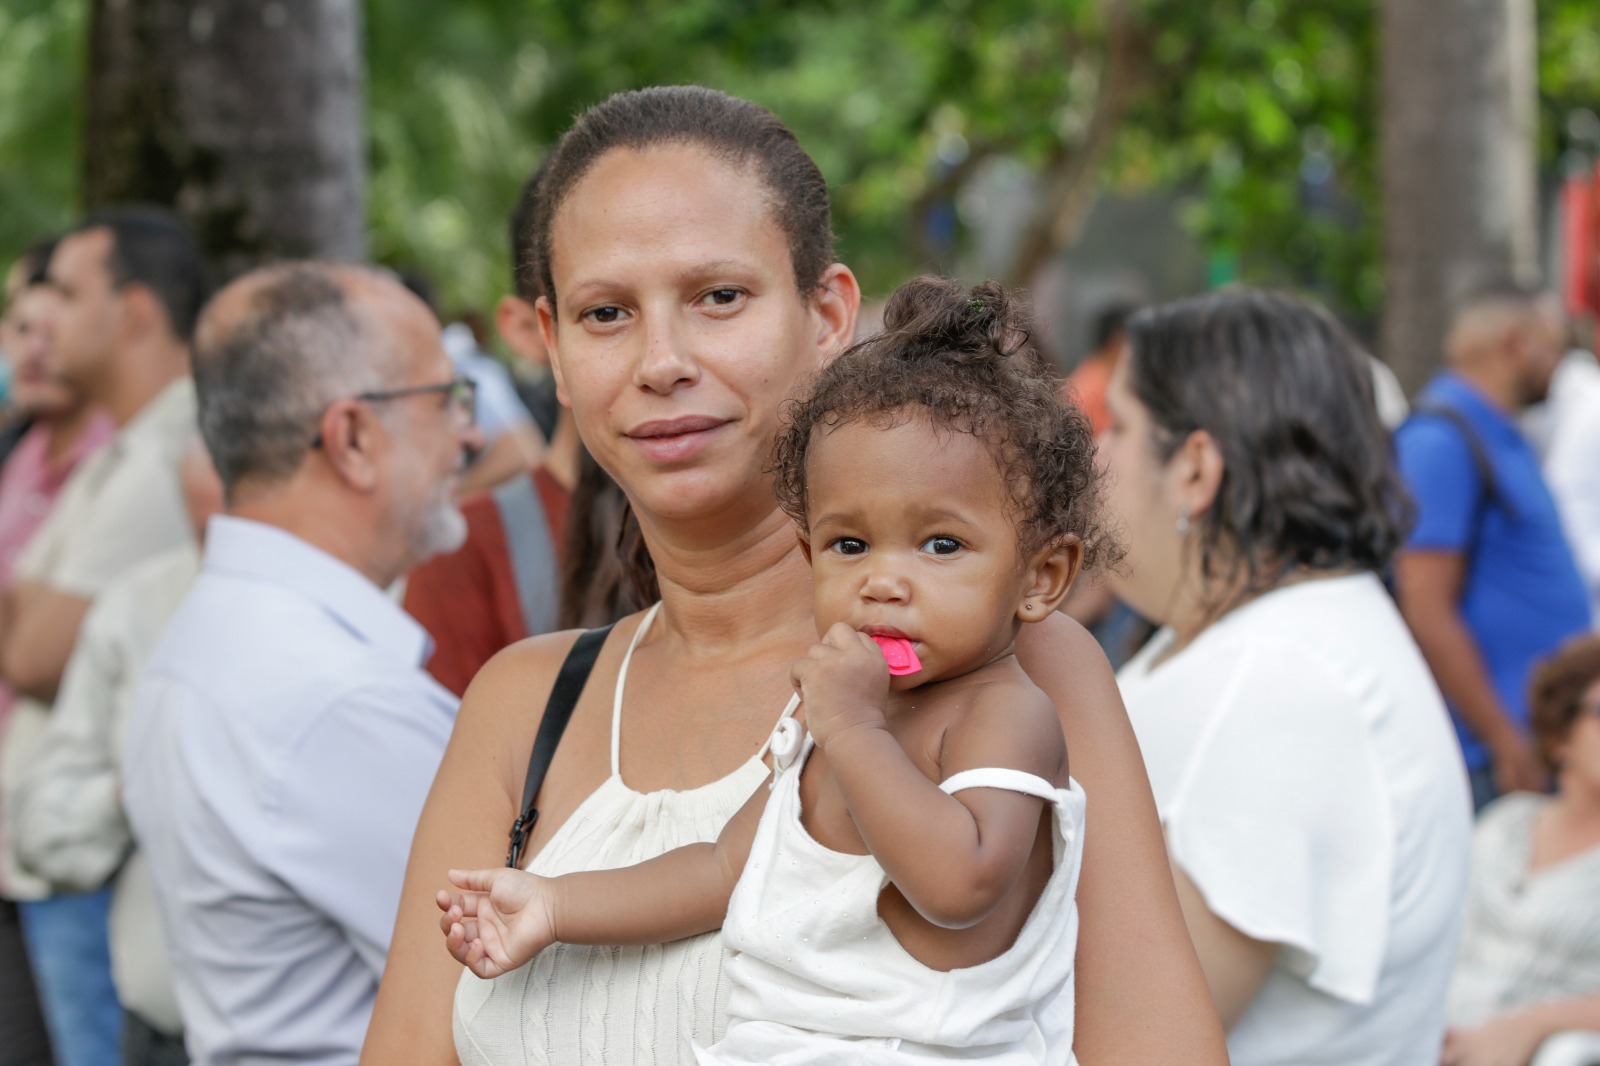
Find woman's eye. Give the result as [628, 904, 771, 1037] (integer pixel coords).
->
[583, 305, 625, 325]
[832, 537, 868, 556]
[922, 536, 962, 555]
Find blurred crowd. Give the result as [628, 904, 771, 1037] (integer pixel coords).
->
[0, 92, 1598, 1066]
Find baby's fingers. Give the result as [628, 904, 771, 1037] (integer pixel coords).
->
[448, 867, 500, 892]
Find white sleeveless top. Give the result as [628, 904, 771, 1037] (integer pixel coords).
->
[453, 604, 784, 1065]
[699, 730, 1086, 1065]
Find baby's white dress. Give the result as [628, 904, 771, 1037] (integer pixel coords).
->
[698, 729, 1086, 1065]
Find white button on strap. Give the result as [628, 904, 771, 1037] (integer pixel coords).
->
[769, 717, 802, 770]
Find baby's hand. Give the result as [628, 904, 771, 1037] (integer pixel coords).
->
[791, 623, 890, 746]
[436, 867, 556, 978]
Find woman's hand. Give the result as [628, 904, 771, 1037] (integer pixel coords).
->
[437, 868, 557, 979]
[1439, 1011, 1551, 1066]
[791, 623, 890, 747]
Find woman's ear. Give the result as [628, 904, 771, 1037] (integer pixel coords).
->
[813, 263, 861, 364]
[1174, 427, 1226, 520]
[536, 295, 569, 406]
[1017, 536, 1084, 623]
[315, 400, 382, 492]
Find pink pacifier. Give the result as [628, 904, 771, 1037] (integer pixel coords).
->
[871, 635, 923, 676]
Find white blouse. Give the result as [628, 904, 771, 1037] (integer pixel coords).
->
[1448, 792, 1600, 1027]
[1118, 573, 1473, 1066]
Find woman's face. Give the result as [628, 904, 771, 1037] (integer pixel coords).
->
[1557, 677, 1600, 793]
[540, 144, 857, 530]
[1098, 355, 1191, 624]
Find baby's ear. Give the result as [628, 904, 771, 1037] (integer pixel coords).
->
[1016, 536, 1083, 623]
[796, 528, 814, 566]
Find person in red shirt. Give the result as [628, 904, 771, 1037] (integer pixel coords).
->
[1063, 300, 1136, 438]
[403, 171, 582, 696]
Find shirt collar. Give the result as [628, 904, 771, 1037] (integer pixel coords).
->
[201, 514, 432, 668]
[112, 377, 194, 457]
[1431, 370, 1520, 440]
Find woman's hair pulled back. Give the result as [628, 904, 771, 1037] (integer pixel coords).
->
[773, 275, 1117, 570]
[1124, 288, 1410, 597]
[534, 86, 834, 307]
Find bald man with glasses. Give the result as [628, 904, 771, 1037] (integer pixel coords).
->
[122, 263, 483, 1066]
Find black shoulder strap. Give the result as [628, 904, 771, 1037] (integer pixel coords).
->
[1409, 400, 1502, 509]
[1405, 400, 1512, 569]
[506, 623, 615, 868]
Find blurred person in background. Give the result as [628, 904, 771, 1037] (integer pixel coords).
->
[1394, 283, 1592, 811]
[1442, 634, 1600, 1066]
[400, 269, 545, 497]
[11, 438, 221, 1066]
[1106, 289, 1472, 1065]
[0, 209, 204, 1066]
[122, 262, 478, 1066]
[1064, 298, 1135, 437]
[404, 166, 589, 696]
[1543, 349, 1600, 625]
[0, 237, 95, 1066]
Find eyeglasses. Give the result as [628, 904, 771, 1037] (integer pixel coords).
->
[311, 375, 477, 448]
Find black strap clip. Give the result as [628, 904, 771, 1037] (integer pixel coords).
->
[506, 807, 539, 869]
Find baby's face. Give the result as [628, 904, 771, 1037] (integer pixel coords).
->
[803, 415, 1037, 688]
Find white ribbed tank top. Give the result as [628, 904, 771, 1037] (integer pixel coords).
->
[453, 604, 784, 1066]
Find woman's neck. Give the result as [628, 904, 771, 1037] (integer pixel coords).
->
[641, 503, 818, 661]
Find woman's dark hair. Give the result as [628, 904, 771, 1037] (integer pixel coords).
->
[558, 444, 658, 628]
[773, 276, 1117, 569]
[1123, 289, 1410, 599]
[1529, 635, 1600, 773]
[532, 86, 834, 309]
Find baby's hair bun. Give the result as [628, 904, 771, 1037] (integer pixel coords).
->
[877, 276, 1038, 373]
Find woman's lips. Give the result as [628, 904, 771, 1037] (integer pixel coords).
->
[625, 416, 729, 463]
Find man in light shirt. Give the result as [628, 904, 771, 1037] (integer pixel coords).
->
[13, 439, 222, 1066]
[123, 262, 480, 1066]
[0, 209, 207, 1066]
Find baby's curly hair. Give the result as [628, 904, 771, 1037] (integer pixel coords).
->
[772, 275, 1118, 571]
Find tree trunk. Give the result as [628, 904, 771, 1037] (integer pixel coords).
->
[1378, 0, 1538, 394]
[83, 0, 366, 278]
[1002, 0, 1148, 289]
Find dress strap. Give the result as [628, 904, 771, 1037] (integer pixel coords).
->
[754, 693, 803, 763]
[939, 767, 1063, 803]
[611, 602, 663, 776]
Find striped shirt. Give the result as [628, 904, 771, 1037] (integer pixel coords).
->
[1448, 793, 1600, 1026]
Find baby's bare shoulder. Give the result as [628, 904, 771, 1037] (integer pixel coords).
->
[933, 664, 1067, 784]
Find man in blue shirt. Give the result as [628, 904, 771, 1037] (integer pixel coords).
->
[1394, 283, 1591, 811]
[123, 263, 484, 1065]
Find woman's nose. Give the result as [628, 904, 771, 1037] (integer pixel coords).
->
[633, 312, 700, 394]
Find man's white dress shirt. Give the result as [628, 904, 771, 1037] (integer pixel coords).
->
[123, 515, 458, 1066]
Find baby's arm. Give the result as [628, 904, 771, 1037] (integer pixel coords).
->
[438, 781, 768, 977]
[796, 624, 1065, 930]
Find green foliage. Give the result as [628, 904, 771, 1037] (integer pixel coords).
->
[2, 0, 1596, 323]
[0, 0, 85, 274]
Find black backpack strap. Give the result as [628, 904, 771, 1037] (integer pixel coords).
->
[506, 623, 616, 868]
[1404, 399, 1519, 576]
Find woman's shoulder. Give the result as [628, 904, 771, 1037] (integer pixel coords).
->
[457, 611, 651, 735]
[1473, 791, 1547, 846]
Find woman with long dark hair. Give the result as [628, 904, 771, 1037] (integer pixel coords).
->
[363, 87, 1227, 1066]
[1103, 289, 1473, 1065]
